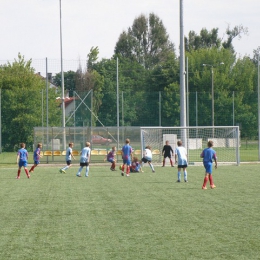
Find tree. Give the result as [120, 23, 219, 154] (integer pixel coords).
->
[0, 54, 61, 151]
[185, 25, 248, 53]
[114, 13, 175, 69]
[52, 70, 76, 96]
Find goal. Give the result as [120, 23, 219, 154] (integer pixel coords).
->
[140, 126, 240, 165]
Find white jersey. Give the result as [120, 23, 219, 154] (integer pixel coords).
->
[80, 147, 91, 163]
[144, 148, 152, 160]
[175, 146, 188, 165]
[66, 147, 73, 161]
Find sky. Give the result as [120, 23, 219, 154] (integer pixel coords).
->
[0, 0, 259, 73]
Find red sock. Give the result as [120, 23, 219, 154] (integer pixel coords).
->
[29, 165, 35, 172]
[203, 176, 208, 187]
[17, 169, 21, 177]
[122, 165, 125, 172]
[25, 169, 29, 177]
[112, 162, 115, 169]
[126, 166, 130, 174]
[170, 159, 173, 166]
[209, 175, 214, 185]
[163, 159, 165, 166]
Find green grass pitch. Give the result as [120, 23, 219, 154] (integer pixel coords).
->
[0, 164, 259, 259]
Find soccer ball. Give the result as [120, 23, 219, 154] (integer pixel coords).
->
[119, 165, 123, 170]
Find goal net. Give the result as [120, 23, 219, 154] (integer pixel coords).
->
[140, 126, 240, 165]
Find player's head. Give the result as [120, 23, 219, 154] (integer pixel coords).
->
[20, 143, 26, 148]
[166, 140, 169, 145]
[69, 142, 74, 147]
[112, 146, 116, 151]
[177, 140, 182, 146]
[37, 143, 42, 148]
[146, 145, 151, 150]
[125, 138, 130, 144]
[85, 142, 90, 147]
[208, 140, 214, 147]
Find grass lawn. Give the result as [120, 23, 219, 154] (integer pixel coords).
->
[0, 164, 259, 259]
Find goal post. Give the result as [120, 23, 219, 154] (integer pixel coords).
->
[140, 126, 240, 165]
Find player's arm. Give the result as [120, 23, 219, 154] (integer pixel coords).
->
[214, 154, 217, 169]
[16, 154, 20, 164]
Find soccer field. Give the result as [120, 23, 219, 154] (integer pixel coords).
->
[0, 164, 259, 259]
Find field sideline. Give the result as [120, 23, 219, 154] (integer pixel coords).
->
[0, 164, 259, 259]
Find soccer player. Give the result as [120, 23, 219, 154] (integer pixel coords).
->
[141, 145, 155, 172]
[162, 140, 174, 167]
[105, 146, 116, 171]
[60, 142, 76, 173]
[130, 156, 143, 172]
[201, 140, 218, 189]
[16, 143, 30, 179]
[121, 138, 133, 176]
[29, 143, 42, 173]
[76, 142, 91, 177]
[175, 140, 188, 182]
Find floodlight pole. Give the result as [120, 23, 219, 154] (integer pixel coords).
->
[179, 0, 187, 147]
[258, 53, 260, 160]
[60, 0, 66, 150]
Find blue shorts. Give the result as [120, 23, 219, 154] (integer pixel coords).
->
[19, 161, 27, 167]
[123, 159, 131, 166]
[34, 161, 40, 165]
[204, 162, 213, 174]
[107, 158, 114, 163]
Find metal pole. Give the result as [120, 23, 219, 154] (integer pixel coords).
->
[186, 56, 189, 126]
[233, 91, 235, 126]
[179, 0, 186, 127]
[179, 0, 187, 148]
[211, 66, 214, 127]
[116, 57, 119, 151]
[258, 53, 260, 160]
[60, 0, 66, 150]
[0, 89, 1, 153]
[46, 58, 49, 151]
[159, 91, 161, 126]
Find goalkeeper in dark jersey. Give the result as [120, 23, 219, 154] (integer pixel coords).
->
[162, 140, 174, 167]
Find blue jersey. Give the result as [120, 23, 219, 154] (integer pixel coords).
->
[33, 148, 41, 162]
[17, 148, 28, 162]
[201, 148, 217, 163]
[122, 144, 132, 160]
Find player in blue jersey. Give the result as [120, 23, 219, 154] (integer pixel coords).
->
[121, 138, 133, 176]
[16, 143, 30, 179]
[29, 143, 42, 173]
[76, 142, 91, 177]
[200, 140, 218, 189]
[60, 142, 76, 173]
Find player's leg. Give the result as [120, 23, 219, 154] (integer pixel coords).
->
[126, 159, 131, 176]
[148, 161, 155, 172]
[85, 163, 89, 177]
[169, 155, 174, 167]
[184, 167, 188, 182]
[76, 163, 83, 177]
[209, 173, 216, 188]
[17, 165, 22, 179]
[177, 167, 181, 182]
[61, 161, 71, 173]
[202, 163, 211, 189]
[162, 155, 166, 167]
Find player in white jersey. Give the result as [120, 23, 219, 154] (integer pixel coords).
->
[175, 140, 188, 182]
[141, 145, 155, 172]
[60, 143, 76, 173]
[76, 142, 91, 177]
